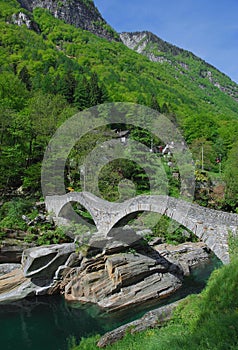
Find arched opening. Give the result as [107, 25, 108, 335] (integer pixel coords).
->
[108, 210, 198, 247]
[58, 201, 96, 230]
[113, 211, 144, 228]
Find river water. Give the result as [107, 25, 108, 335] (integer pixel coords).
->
[0, 255, 221, 350]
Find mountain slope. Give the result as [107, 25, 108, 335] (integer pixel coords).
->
[120, 31, 238, 102]
[0, 0, 238, 208]
[17, 0, 119, 40]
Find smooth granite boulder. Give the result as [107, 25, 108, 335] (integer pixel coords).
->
[22, 243, 75, 278]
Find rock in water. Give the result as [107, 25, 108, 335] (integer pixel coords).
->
[154, 242, 211, 276]
[64, 248, 183, 312]
[0, 263, 21, 276]
[0, 269, 32, 302]
[0, 268, 57, 303]
[0, 243, 76, 303]
[0, 237, 210, 306]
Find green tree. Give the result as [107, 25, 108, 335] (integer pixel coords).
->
[88, 72, 104, 106]
[223, 141, 238, 212]
[190, 137, 216, 171]
[161, 102, 169, 114]
[74, 76, 90, 110]
[0, 71, 28, 111]
[18, 65, 32, 91]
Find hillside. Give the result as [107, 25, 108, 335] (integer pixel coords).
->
[0, 0, 237, 211]
[120, 31, 238, 102]
[17, 0, 120, 40]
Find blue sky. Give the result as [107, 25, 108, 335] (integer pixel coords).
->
[94, 0, 238, 83]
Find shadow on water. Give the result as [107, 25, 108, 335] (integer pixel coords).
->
[0, 254, 222, 350]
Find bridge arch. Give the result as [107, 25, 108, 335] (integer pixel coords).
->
[45, 192, 238, 264]
[58, 201, 96, 227]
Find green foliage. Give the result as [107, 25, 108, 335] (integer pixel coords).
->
[151, 215, 196, 244]
[0, 197, 72, 245]
[127, 248, 136, 255]
[0, 71, 29, 110]
[0, 198, 33, 232]
[22, 163, 42, 192]
[0, 0, 20, 19]
[223, 141, 238, 212]
[190, 138, 218, 172]
[25, 225, 71, 245]
[67, 336, 78, 350]
[0, 89, 76, 189]
[71, 335, 100, 350]
[228, 231, 238, 260]
[92, 20, 119, 40]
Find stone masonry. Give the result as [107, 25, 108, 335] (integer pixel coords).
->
[45, 192, 238, 264]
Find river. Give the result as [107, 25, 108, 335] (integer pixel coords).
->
[0, 255, 221, 350]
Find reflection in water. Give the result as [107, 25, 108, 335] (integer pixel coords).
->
[0, 255, 221, 350]
[0, 296, 105, 350]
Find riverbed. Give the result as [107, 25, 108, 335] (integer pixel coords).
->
[0, 255, 221, 350]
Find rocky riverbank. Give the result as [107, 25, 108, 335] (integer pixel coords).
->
[0, 230, 211, 310]
[60, 239, 210, 312]
[97, 299, 182, 347]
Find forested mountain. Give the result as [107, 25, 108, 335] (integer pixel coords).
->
[120, 31, 238, 102]
[17, 0, 120, 40]
[0, 0, 237, 212]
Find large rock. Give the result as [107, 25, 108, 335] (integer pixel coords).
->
[0, 268, 56, 303]
[0, 243, 77, 304]
[0, 269, 32, 302]
[22, 243, 75, 278]
[97, 300, 182, 347]
[64, 248, 183, 312]
[0, 263, 21, 276]
[17, 0, 120, 41]
[0, 235, 211, 307]
[154, 242, 210, 276]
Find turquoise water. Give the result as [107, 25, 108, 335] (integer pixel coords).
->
[0, 256, 221, 350]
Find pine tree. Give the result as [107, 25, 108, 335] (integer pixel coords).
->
[74, 76, 90, 110]
[88, 72, 103, 106]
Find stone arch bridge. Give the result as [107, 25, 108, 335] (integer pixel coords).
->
[45, 192, 238, 264]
